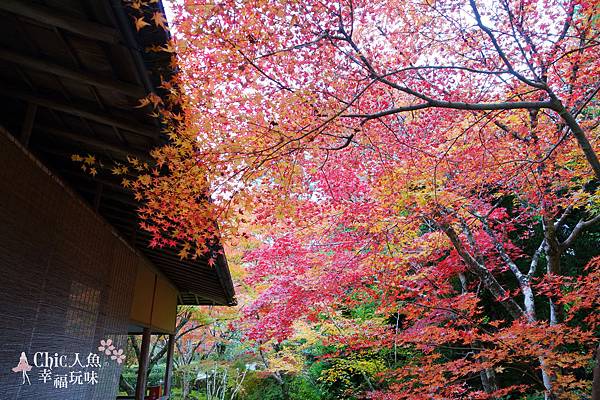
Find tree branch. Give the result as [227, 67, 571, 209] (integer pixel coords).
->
[561, 213, 600, 250]
[528, 239, 546, 277]
[435, 217, 525, 319]
[549, 96, 600, 179]
[469, 0, 546, 89]
[344, 100, 552, 121]
[479, 219, 524, 282]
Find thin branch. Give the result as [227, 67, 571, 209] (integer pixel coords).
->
[344, 100, 551, 122]
[561, 214, 600, 250]
[469, 0, 546, 89]
[435, 216, 525, 319]
[554, 205, 574, 229]
[528, 239, 546, 278]
[382, 64, 511, 76]
[480, 219, 525, 282]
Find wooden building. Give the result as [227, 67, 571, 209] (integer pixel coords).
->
[0, 1, 235, 399]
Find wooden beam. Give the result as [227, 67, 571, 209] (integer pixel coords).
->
[213, 247, 237, 305]
[0, 88, 157, 138]
[135, 328, 151, 400]
[130, 220, 138, 244]
[0, 47, 146, 98]
[93, 182, 103, 212]
[0, 0, 120, 44]
[74, 184, 140, 207]
[163, 334, 175, 397]
[47, 168, 139, 207]
[20, 103, 37, 147]
[37, 125, 151, 161]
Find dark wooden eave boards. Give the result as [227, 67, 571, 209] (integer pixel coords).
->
[0, 0, 236, 306]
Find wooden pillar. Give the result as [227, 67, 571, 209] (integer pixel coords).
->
[163, 334, 176, 398]
[20, 103, 37, 147]
[135, 328, 151, 400]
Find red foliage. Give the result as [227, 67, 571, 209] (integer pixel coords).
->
[129, 0, 600, 397]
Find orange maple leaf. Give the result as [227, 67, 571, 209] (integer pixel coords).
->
[134, 16, 150, 31]
[151, 12, 168, 30]
[178, 248, 189, 259]
[135, 92, 163, 109]
[135, 97, 151, 108]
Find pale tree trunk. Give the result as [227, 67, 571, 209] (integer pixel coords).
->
[459, 269, 499, 396]
[258, 345, 290, 400]
[480, 368, 498, 395]
[592, 343, 600, 400]
[181, 370, 191, 399]
[443, 216, 557, 396]
[439, 206, 600, 400]
[543, 220, 564, 326]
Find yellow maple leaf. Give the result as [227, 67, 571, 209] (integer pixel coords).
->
[84, 154, 96, 165]
[139, 174, 152, 185]
[127, 156, 140, 166]
[178, 248, 189, 259]
[178, 243, 191, 259]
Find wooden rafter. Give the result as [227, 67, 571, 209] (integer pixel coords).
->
[0, 0, 120, 44]
[20, 103, 37, 147]
[0, 88, 157, 138]
[38, 125, 150, 161]
[0, 47, 146, 98]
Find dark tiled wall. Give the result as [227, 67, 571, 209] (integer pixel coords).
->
[0, 129, 142, 399]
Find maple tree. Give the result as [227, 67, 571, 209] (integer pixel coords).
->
[127, 0, 600, 398]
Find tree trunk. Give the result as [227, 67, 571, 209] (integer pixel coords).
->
[442, 218, 557, 398]
[272, 371, 290, 400]
[119, 374, 135, 396]
[545, 250, 565, 325]
[540, 356, 556, 400]
[592, 343, 600, 400]
[182, 372, 191, 399]
[544, 218, 565, 326]
[480, 368, 498, 396]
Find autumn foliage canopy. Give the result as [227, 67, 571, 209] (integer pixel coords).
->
[128, 0, 600, 398]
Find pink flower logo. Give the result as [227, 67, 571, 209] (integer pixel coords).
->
[111, 348, 126, 364]
[98, 339, 115, 355]
[99, 338, 126, 365]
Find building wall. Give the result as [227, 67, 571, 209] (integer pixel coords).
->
[0, 129, 149, 399]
